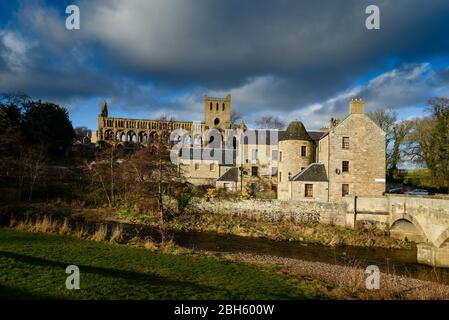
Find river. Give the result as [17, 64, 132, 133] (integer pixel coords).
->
[114, 222, 449, 285]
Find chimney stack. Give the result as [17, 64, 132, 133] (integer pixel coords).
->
[349, 98, 365, 114]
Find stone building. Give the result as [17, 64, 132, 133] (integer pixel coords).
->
[92, 95, 386, 203]
[279, 98, 386, 202]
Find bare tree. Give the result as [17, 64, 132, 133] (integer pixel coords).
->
[88, 144, 120, 207]
[390, 120, 413, 174]
[230, 111, 241, 126]
[22, 145, 47, 201]
[406, 98, 449, 192]
[0, 92, 29, 106]
[127, 134, 182, 242]
[90, 126, 184, 242]
[0, 109, 20, 175]
[368, 109, 413, 177]
[368, 109, 397, 151]
[406, 117, 436, 168]
[255, 115, 285, 130]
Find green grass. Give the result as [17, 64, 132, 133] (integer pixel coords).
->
[0, 228, 319, 300]
[401, 169, 448, 194]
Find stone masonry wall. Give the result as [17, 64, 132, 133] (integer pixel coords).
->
[327, 113, 386, 203]
[188, 198, 347, 226]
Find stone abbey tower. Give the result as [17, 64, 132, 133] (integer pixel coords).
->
[204, 95, 231, 131]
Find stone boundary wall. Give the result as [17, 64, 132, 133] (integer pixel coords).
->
[187, 194, 449, 230]
[188, 198, 347, 226]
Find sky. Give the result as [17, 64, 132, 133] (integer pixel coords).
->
[1, 0, 449, 131]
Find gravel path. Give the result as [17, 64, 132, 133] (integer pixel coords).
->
[206, 251, 449, 299]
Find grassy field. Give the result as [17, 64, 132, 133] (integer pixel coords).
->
[400, 169, 448, 194]
[0, 227, 321, 300]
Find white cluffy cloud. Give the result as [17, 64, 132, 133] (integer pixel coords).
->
[285, 63, 449, 129]
[0, 30, 35, 73]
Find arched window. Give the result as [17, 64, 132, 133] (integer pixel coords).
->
[214, 118, 220, 126]
[210, 102, 213, 111]
[222, 103, 225, 111]
[216, 103, 219, 111]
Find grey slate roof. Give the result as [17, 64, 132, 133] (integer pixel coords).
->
[308, 131, 326, 141]
[279, 121, 312, 141]
[217, 167, 239, 182]
[291, 163, 328, 182]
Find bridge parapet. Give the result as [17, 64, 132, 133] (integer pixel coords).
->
[344, 195, 449, 267]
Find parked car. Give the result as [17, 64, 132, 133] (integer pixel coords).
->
[405, 189, 429, 196]
[387, 188, 404, 194]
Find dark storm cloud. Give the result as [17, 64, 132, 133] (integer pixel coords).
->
[82, 0, 449, 98]
[436, 67, 449, 84]
[1, 0, 449, 123]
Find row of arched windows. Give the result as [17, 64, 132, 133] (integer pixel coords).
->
[103, 119, 192, 130]
[209, 102, 226, 111]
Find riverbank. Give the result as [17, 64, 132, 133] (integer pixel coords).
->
[0, 202, 413, 250]
[168, 213, 410, 248]
[1, 225, 447, 300]
[204, 252, 449, 300]
[113, 205, 413, 250]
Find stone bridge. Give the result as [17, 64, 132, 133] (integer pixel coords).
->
[345, 195, 449, 267]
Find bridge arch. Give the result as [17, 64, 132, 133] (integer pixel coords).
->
[434, 227, 449, 248]
[390, 217, 426, 243]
